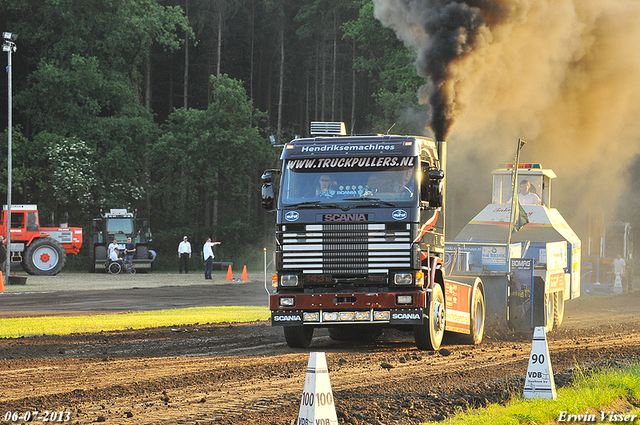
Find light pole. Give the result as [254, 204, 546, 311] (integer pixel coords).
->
[3, 32, 16, 286]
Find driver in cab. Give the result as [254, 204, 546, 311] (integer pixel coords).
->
[397, 168, 414, 197]
[366, 169, 414, 198]
[315, 174, 335, 198]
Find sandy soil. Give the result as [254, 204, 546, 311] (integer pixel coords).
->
[0, 274, 639, 424]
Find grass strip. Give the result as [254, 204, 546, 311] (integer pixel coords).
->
[424, 362, 640, 425]
[0, 306, 271, 338]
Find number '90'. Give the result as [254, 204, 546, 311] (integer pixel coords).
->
[531, 353, 545, 364]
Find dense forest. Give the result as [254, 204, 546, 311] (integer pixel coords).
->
[1, 0, 640, 269]
[0, 0, 428, 268]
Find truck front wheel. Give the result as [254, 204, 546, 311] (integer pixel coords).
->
[283, 326, 314, 348]
[414, 284, 446, 350]
[22, 237, 67, 276]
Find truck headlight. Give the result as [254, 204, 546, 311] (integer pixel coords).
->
[279, 297, 295, 307]
[396, 295, 413, 305]
[394, 272, 413, 285]
[323, 312, 339, 321]
[374, 311, 390, 321]
[303, 312, 320, 322]
[280, 274, 299, 287]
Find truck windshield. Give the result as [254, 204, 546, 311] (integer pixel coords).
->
[106, 218, 134, 234]
[280, 160, 417, 205]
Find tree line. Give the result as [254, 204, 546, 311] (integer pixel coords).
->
[0, 0, 425, 268]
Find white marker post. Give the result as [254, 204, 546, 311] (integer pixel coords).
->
[523, 326, 557, 399]
[297, 352, 338, 425]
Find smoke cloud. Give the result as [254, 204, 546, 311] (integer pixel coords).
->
[373, 0, 640, 242]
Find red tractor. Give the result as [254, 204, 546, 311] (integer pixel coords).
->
[1, 205, 83, 275]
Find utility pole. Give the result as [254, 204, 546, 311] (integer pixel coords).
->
[2, 32, 17, 286]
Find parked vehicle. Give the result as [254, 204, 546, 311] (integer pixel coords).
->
[2, 204, 82, 276]
[89, 208, 152, 273]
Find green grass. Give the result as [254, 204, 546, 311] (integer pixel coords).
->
[425, 362, 640, 424]
[0, 306, 271, 338]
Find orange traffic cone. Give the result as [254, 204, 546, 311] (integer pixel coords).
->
[241, 265, 248, 281]
[226, 264, 233, 281]
[0, 271, 4, 292]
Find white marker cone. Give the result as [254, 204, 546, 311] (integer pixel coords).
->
[523, 326, 557, 399]
[297, 352, 338, 425]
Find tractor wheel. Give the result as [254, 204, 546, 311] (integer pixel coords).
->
[88, 244, 95, 272]
[414, 284, 446, 350]
[135, 245, 149, 260]
[283, 326, 314, 348]
[94, 246, 107, 273]
[133, 245, 149, 273]
[22, 237, 67, 276]
[459, 287, 485, 345]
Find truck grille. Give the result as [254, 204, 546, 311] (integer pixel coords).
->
[281, 223, 411, 274]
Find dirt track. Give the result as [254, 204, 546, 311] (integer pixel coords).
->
[1, 274, 639, 424]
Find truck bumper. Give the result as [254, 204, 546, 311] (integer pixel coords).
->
[270, 292, 426, 326]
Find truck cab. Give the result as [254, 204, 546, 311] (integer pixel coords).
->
[262, 123, 485, 350]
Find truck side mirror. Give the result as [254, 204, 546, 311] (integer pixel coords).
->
[427, 169, 444, 208]
[262, 170, 278, 211]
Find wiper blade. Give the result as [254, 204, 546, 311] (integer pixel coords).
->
[342, 197, 397, 207]
[288, 201, 339, 209]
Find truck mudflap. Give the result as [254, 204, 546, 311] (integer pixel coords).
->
[271, 308, 426, 326]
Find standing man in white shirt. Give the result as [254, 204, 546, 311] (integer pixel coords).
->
[203, 237, 221, 280]
[178, 236, 192, 274]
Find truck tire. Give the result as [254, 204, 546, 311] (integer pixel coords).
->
[22, 237, 67, 276]
[460, 287, 485, 345]
[283, 326, 314, 348]
[553, 291, 565, 328]
[414, 284, 446, 350]
[328, 325, 382, 342]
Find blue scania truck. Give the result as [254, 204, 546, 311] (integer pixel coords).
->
[262, 122, 485, 350]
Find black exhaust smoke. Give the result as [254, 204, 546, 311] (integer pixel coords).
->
[419, 2, 487, 141]
[375, 0, 512, 140]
